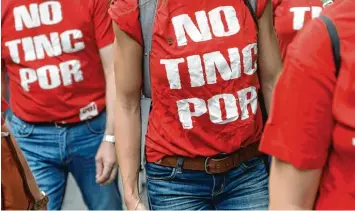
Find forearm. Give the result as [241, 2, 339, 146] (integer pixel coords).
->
[258, 29, 282, 113]
[260, 73, 279, 113]
[104, 69, 116, 136]
[269, 158, 322, 210]
[257, 0, 283, 113]
[112, 24, 143, 200]
[114, 96, 141, 197]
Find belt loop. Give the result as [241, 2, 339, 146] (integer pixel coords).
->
[54, 122, 62, 128]
[176, 156, 184, 173]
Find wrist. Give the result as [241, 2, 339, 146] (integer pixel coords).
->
[123, 180, 140, 200]
[33, 190, 45, 201]
[33, 191, 48, 210]
[124, 185, 139, 197]
[104, 126, 114, 136]
[124, 192, 141, 209]
[102, 134, 115, 144]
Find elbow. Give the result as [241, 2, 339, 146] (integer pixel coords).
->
[260, 70, 280, 92]
[115, 88, 141, 112]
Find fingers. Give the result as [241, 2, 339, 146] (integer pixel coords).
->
[96, 161, 114, 184]
[136, 202, 147, 210]
[102, 165, 118, 185]
[95, 156, 103, 180]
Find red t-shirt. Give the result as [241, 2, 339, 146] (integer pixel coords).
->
[110, 0, 268, 162]
[1, 0, 114, 123]
[260, 0, 355, 209]
[273, 0, 323, 60]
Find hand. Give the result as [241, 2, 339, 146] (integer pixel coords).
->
[125, 194, 147, 210]
[39, 205, 47, 210]
[95, 141, 118, 185]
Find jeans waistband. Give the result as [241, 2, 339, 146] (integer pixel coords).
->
[24, 109, 105, 128]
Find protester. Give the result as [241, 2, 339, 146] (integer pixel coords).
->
[110, 0, 282, 209]
[260, 0, 355, 209]
[1, 0, 122, 209]
[273, 0, 328, 60]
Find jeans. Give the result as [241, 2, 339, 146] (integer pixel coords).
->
[7, 110, 122, 210]
[146, 156, 269, 210]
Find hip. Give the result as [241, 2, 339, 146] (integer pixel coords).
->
[10, 96, 106, 123]
[148, 141, 266, 175]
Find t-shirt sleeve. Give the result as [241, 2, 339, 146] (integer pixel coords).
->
[256, 0, 270, 18]
[109, 0, 143, 46]
[271, 0, 281, 14]
[259, 18, 337, 169]
[92, 0, 115, 49]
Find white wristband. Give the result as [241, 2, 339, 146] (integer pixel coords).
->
[103, 135, 115, 144]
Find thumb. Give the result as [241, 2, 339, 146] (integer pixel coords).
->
[95, 156, 103, 179]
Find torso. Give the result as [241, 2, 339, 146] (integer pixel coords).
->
[273, 0, 323, 60]
[317, 2, 355, 207]
[144, 0, 266, 161]
[1, 0, 109, 123]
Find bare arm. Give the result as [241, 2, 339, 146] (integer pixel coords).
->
[259, 15, 336, 210]
[94, 44, 119, 185]
[99, 44, 116, 136]
[269, 158, 322, 209]
[112, 23, 143, 208]
[257, 0, 282, 113]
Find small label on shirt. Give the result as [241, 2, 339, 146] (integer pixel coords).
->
[352, 137, 355, 147]
[79, 102, 99, 121]
[321, 0, 334, 8]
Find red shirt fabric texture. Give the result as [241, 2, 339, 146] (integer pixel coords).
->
[1, 0, 114, 123]
[110, 0, 269, 162]
[273, 0, 323, 60]
[260, 0, 355, 209]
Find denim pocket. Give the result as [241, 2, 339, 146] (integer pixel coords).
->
[10, 114, 34, 138]
[240, 156, 264, 171]
[86, 111, 106, 134]
[146, 162, 177, 181]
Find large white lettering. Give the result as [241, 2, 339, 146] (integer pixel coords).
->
[290, 6, 322, 30]
[14, 1, 62, 31]
[5, 29, 85, 64]
[242, 43, 257, 75]
[165, 5, 260, 130]
[20, 60, 84, 91]
[208, 6, 240, 37]
[208, 94, 239, 124]
[160, 58, 184, 89]
[172, 6, 240, 46]
[187, 55, 205, 87]
[176, 86, 258, 129]
[162, 44, 257, 89]
[8, 1, 87, 92]
[177, 98, 207, 129]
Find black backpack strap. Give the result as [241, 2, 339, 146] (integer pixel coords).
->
[263, 155, 270, 175]
[243, 0, 258, 26]
[241, 0, 269, 124]
[319, 15, 341, 77]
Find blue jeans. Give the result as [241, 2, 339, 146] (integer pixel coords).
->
[7, 110, 122, 210]
[146, 156, 269, 210]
